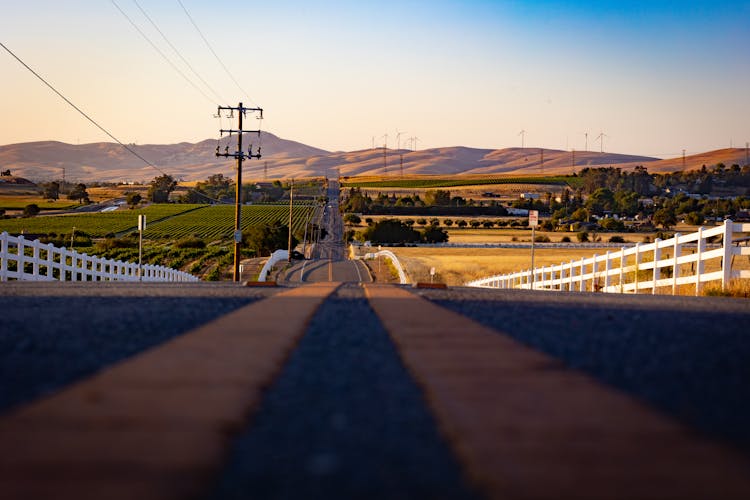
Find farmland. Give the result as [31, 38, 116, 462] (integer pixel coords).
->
[0, 202, 318, 281]
[341, 175, 580, 189]
[0, 204, 205, 237]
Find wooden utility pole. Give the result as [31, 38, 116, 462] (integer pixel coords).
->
[215, 102, 263, 282]
[287, 179, 294, 263]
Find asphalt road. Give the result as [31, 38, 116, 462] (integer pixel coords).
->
[283, 180, 371, 283]
[2, 281, 750, 499]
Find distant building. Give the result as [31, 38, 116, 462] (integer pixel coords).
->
[520, 193, 540, 200]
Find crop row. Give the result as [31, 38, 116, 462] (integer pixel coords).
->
[143, 204, 317, 241]
[341, 176, 579, 189]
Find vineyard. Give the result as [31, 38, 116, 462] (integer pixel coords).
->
[341, 176, 580, 189]
[0, 203, 317, 241]
[143, 204, 317, 241]
[0, 204, 205, 237]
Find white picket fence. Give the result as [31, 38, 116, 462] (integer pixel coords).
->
[0, 232, 199, 283]
[467, 220, 750, 295]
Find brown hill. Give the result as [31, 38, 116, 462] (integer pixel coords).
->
[1, 133, 745, 183]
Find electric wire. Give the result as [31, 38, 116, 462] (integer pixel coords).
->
[0, 41, 229, 204]
[110, 0, 216, 105]
[131, 0, 227, 104]
[176, 0, 258, 107]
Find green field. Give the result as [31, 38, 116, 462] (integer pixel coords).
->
[0, 203, 316, 241]
[143, 204, 316, 240]
[341, 176, 581, 189]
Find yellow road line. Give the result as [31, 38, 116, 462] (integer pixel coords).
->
[0, 282, 339, 500]
[364, 284, 750, 500]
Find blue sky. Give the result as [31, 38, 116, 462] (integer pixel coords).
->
[1, 1, 748, 157]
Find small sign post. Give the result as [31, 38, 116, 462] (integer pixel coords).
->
[430, 266, 436, 284]
[529, 210, 539, 288]
[137, 215, 146, 281]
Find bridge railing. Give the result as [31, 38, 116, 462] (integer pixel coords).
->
[467, 220, 750, 295]
[0, 232, 199, 283]
[355, 249, 409, 284]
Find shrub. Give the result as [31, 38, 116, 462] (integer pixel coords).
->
[174, 236, 206, 249]
[421, 226, 449, 243]
[344, 213, 361, 225]
[576, 231, 589, 242]
[534, 234, 551, 243]
[443, 219, 453, 226]
[23, 204, 40, 217]
[609, 235, 625, 243]
[560, 236, 571, 243]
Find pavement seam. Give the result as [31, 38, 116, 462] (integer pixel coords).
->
[0, 282, 340, 500]
[364, 283, 750, 500]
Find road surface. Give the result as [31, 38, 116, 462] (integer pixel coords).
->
[282, 179, 371, 283]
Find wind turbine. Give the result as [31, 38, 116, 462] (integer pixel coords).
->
[395, 130, 406, 151]
[519, 129, 526, 149]
[595, 132, 608, 153]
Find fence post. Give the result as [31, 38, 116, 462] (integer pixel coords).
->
[619, 249, 625, 293]
[696, 227, 705, 296]
[722, 219, 733, 291]
[18, 235, 26, 280]
[652, 239, 662, 295]
[672, 234, 681, 295]
[591, 254, 598, 292]
[634, 242, 641, 293]
[579, 258, 585, 292]
[32, 240, 41, 279]
[604, 251, 611, 291]
[0, 232, 8, 281]
[46, 243, 55, 279]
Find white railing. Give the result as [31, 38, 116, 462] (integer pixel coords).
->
[257, 249, 289, 282]
[467, 220, 750, 296]
[361, 250, 409, 284]
[0, 232, 199, 283]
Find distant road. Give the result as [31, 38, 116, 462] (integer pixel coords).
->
[282, 179, 371, 283]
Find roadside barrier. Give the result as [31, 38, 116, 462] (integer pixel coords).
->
[0, 232, 198, 282]
[467, 220, 750, 295]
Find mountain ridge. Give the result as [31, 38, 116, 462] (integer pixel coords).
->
[1, 133, 746, 183]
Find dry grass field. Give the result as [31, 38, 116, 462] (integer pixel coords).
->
[385, 241, 750, 292]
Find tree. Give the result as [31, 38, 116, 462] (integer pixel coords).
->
[41, 182, 60, 201]
[148, 174, 176, 203]
[67, 183, 90, 204]
[424, 189, 451, 206]
[443, 219, 453, 227]
[243, 221, 297, 257]
[470, 220, 481, 228]
[361, 219, 420, 244]
[585, 187, 616, 215]
[343, 213, 361, 225]
[23, 204, 40, 217]
[456, 220, 468, 228]
[126, 192, 142, 209]
[653, 208, 677, 229]
[684, 212, 705, 225]
[421, 226, 449, 243]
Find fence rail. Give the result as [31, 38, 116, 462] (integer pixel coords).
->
[0, 232, 199, 283]
[467, 220, 750, 295]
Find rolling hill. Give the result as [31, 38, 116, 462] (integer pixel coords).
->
[0, 132, 746, 183]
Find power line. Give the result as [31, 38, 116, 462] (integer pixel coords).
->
[0, 41, 226, 204]
[131, 0, 226, 104]
[110, 0, 216, 105]
[177, 0, 257, 107]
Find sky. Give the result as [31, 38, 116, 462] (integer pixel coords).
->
[1, 0, 748, 158]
